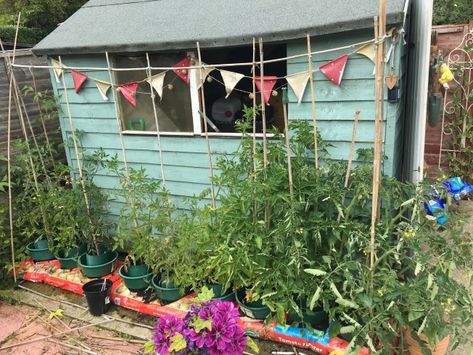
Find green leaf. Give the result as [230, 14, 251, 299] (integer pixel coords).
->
[276, 304, 285, 325]
[415, 262, 422, 276]
[427, 274, 433, 290]
[330, 282, 343, 299]
[193, 318, 212, 333]
[169, 333, 187, 353]
[247, 336, 260, 353]
[408, 309, 424, 322]
[255, 236, 262, 250]
[336, 298, 359, 309]
[309, 287, 322, 310]
[430, 283, 439, 301]
[196, 286, 214, 302]
[143, 340, 155, 354]
[304, 268, 327, 276]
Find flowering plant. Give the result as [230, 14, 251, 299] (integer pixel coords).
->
[150, 298, 257, 355]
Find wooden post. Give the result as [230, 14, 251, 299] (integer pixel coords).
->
[196, 42, 216, 208]
[306, 34, 319, 173]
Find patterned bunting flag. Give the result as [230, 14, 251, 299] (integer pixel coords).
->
[220, 70, 245, 98]
[319, 54, 349, 86]
[255, 76, 278, 104]
[172, 57, 191, 84]
[355, 43, 376, 64]
[95, 79, 111, 101]
[51, 58, 63, 83]
[197, 64, 216, 89]
[118, 82, 139, 107]
[146, 72, 167, 100]
[71, 70, 88, 93]
[286, 72, 310, 104]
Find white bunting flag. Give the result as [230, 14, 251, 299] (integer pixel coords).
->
[286, 71, 310, 104]
[356, 43, 376, 64]
[95, 79, 111, 101]
[146, 72, 167, 100]
[197, 64, 216, 89]
[51, 58, 63, 83]
[219, 70, 245, 98]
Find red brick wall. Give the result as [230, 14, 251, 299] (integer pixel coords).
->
[424, 23, 471, 178]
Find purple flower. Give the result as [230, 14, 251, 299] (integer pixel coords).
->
[151, 332, 171, 355]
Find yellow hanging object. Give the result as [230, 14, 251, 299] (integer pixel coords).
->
[48, 308, 64, 320]
[438, 63, 454, 89]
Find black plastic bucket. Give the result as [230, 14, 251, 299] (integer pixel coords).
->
[82, 279, 113, 316]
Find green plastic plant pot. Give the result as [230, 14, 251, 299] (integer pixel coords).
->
[287, 308, 329, 329]
[55, 245, 87, 269]
[208, 284, 223, 298]
[118, 265, 152, 291]
[26, 241, 55, 262]
[85, 249, 113, 266]
[34, 239, 49, 250]
[236, 291, 271, 320]
[78, 251, 118, 278]
[151, 276, 182, 303]
[215, 290, 236, 302]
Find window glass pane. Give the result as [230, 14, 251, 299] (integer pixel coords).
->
[114, 53, 193, 132]
[201, 44, 286, 134]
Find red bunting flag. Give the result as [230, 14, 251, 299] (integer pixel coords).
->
[319, 54, 349, 86]
[117, 82, 139, 107]
[255, 76, 277, 104]
[71, 70, 88, 93]
[172, 56, 191, 84]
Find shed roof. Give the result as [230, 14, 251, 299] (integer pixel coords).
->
[33, 0, 407, 55]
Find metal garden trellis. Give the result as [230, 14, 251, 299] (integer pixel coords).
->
[438, 29, 473, 168]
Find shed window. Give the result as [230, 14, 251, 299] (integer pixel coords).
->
[199, 44, 286, 134]
[114, 53, 194, 133]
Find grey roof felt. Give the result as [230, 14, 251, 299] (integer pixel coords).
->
[33, 0, 407, 55]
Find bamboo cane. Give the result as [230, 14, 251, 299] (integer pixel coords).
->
[370, 0, 387, 276]
[3, 13, 21, 284]
[282, 88, 294, 201]
[252, 38, 257, 173]
[196, 42, 216, 208]
[306, 34, 319, 173]
[258, 38, 268, 167]
[145, 53, 166, 188]
[58, 56, 100, 255]
[337, 111, 360, 223]
[29, 65, 56, 167]
[0, 319, 113, 351]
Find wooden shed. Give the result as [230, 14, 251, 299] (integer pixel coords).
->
[30, 0, 431, 216]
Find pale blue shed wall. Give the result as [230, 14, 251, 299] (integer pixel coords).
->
[50, 27, 406, 218]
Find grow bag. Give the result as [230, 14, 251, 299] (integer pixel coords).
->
[18, 260, 369, 355]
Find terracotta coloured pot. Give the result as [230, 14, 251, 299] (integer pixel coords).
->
[404, 330, 450, 355]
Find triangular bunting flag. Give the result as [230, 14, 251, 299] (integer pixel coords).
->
[255, 76, 278, 104]
[51, 58, 63, 83]
[172, 57, 191, 84]
[71, 70, 88, 93]
[146, 72, 166, 100]
[220, 70, 245, 98]
[95, 79, 111, 101]
[117, 82, 139, 107]
[356, 43, 376, 64]
[197, 64, 215, 89]
[286, 71, 309, 104]
[319, 54, 349, 86]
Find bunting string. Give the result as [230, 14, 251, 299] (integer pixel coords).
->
[12, 32, 397, 108]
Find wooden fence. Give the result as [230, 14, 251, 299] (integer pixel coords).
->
[0, 49, 59, 156]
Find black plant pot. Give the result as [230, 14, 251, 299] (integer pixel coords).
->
[82, 279, 113, 316]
